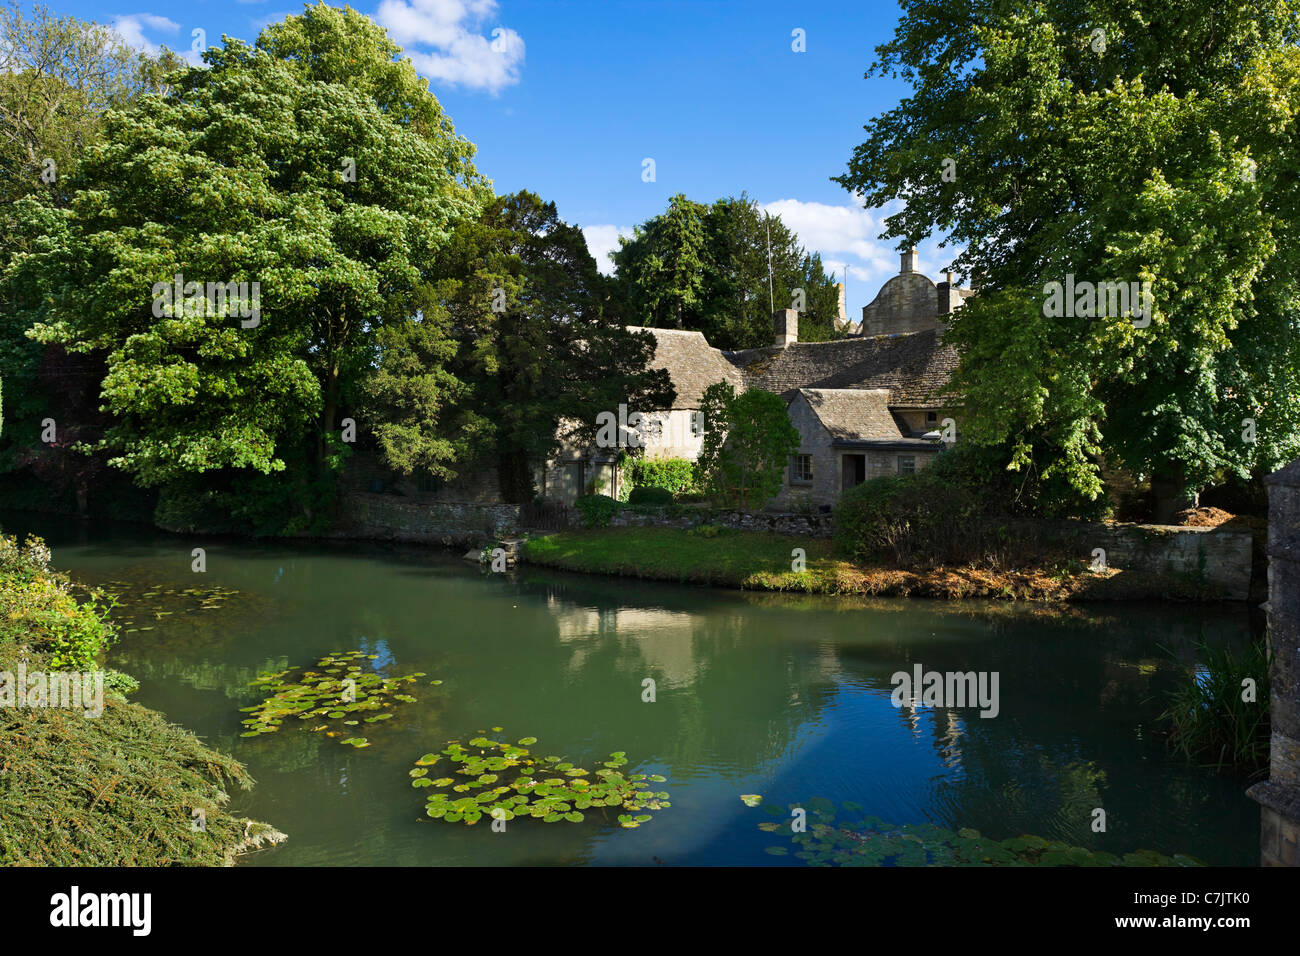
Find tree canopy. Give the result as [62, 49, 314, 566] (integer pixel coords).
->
[837, 0, 1300, 518]
[16, 4, 490, 492]
[613, 193, 845, 350]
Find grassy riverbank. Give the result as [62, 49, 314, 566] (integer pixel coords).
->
[0, 533, 283, 865]
[522, 527, 1226, 601]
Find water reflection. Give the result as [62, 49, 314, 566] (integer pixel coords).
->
[2, 512, 1262, 866]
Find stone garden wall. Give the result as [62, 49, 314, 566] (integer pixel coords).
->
[332, 492, 520, 547]
[607, 507, 834, 538]
[1088, 523, 1254, 600]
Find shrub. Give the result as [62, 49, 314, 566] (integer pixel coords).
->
[575, 493, 620, 528]
[627, 485, 675, 506]
[0, 534, 117, 670]
[833, 446, 1080, 569]
[629, 457, 695, 495]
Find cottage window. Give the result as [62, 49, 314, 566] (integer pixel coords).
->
[925, 411, 938, 424]
[791, 454, 814, 483]
[897, 455, 916, 475]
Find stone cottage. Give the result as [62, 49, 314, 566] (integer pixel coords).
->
[539, 250, 965, 507]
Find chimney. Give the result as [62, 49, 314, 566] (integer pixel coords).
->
[773, 308, 798, 347]
[937, 269, 963, 316]
[836, 283, 847, 327]
[900, 248, 918, 274]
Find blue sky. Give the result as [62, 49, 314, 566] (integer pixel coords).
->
[62, 0, 961, 318]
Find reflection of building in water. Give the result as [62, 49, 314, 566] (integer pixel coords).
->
[547, 597, 704, 688]
[940, 710, 965, 770]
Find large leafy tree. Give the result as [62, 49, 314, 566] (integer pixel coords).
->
[614, 193, 843, 350]
[837, 0, 1300, 520]
[0, 3, 180, 506]
[379, 191, 674, 501]
[694, 382, 800, 509]
[14, 4, 489, 496]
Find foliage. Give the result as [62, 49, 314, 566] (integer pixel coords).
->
[628, 455, 695, 495]
[412, 731, 669, 827]
[833, 445, 1098, 569]
[0, 533, 281, 864]
[627, 485, 675, 506]
[613, 192, 844, 349]
[836, 0, 1300, 519]
[0, 532, 115, 669]
[240, 650, 431, 745]
[574, 493, 620, 529]
[753, 800, 1201, 866]
[1159, 638, 1271, 775]
[401, 190, 673, 501]
[15, 4, 488, 499]
[694, 383, 799, 509]
[0, 0, 158, 206]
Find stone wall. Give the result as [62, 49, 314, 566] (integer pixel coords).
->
[1087, 523, 1254, 600]
[332, 491, 520, 546]
[608, 507, 834, 538]
[1249, 459, 1300, 866]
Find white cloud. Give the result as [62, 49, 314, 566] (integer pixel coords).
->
[582, 224, 633, 276]
[759, 197, 965, 313]
[374, 0, 524, 93]
[112, 13, 205, 66]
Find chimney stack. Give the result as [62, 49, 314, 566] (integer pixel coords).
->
[900, 248, 918, 274]
[836, 283, 847, 328]
[773, 308, 798, 347]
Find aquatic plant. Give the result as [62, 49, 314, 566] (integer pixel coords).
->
[239, 650, 426, 744]
[1158, 637, 1271, 776]
[413, 731, 670, 827]
[753, 800, 1201, 866]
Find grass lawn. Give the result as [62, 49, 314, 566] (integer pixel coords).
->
[522, 526, 1222, 601]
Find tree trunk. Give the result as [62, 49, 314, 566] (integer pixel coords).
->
[318, 362, 340, 467]
[1151, 464, 1199, 524]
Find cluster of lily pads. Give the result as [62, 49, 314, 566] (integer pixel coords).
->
[239, 650, 435, 747]
[411, 731, 670, 827]
[103, 581, 242, 633]
[753, 799, 1201, 866]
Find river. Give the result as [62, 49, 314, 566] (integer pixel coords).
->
[7, 513, 1261, 866]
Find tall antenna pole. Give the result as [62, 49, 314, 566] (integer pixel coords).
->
[766, 217, 774, 313]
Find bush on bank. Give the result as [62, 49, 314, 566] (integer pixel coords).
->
[0, 532, 284, 865]
[833, 444, 1102, 569]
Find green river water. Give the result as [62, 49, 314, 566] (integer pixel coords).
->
[8, 514, 1262, 866]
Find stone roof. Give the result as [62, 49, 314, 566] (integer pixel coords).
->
[627, 326, 746, 408]
[797, 388, 904, 441]
[727, 329, 960, 408]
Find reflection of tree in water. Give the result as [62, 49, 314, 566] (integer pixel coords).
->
[883, 604, 1255, 860]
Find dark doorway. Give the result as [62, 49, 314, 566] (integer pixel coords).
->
[841, 454, 866, 491]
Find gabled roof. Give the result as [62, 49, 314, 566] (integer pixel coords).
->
[627, 326, 746, 408]
[795, 388, 906, 441]
[727, 328, 960, 408]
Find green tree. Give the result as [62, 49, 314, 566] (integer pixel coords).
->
[612, 193, 708, 330]
[836, 0, 1300, 520]
[401, 191, 673, 501]
[14, 5, 489, 506]
[615, 193, 843, 350]
[0, 4, 181, 504]
[694, 382, 799, 509]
